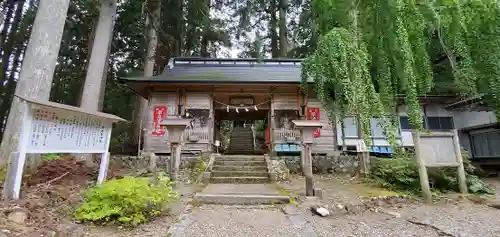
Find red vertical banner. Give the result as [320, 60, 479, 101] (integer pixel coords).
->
[265, 127, 270, 148]
[152, 106, 167, 136]
[307, 108, 321, 138]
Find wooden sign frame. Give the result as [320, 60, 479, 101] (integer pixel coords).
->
[412, 130, 467, 203]
[3, 95, 126, 200]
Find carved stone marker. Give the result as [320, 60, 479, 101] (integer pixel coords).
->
[3, 95, 126, 200]
[160, 118, 191, 182]
[292, 120, 322, 197]
[412, 130, 467, 203]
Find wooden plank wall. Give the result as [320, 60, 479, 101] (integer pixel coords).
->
[273, 93, 299, 110]
[145, 92, 177, 153]
[144, 91, 212, 153]
[186, 92, 211, 109]
[307, 97, 336, 154]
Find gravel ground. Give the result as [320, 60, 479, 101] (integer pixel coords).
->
[162, 176, 500, 237]
[88, 176, 500, 237]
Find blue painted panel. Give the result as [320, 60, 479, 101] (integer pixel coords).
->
[387, 147, 393, 154]
[372, 146, 381, 153]
[275, 144, 284, 152]
[380, 147, 388, 154]
[283, 144, 290, 152]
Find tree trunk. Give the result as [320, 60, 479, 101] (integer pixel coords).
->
[134, 0, 161, 149]
[0, 0, 20, 98]
[0, 0, 25, 136]
[278, 0, 287, 57]
[76, 19, 98, 107]
[349, 0, 370, 175]
[79, 0, 116, 112]
[0, 0, 15, 51]
[77, 0, 116, 163]
[200, 0, 211, 58]
[0, 0, 71, 166]
[269, 0, 279, 58]
[0, 45, 25, 138]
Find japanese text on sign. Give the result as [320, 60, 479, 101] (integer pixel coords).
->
[152, 106, 167, 136]
[27, 107, 112, 153]
[307, 108, 321, 138]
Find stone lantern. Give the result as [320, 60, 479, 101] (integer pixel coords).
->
[160, 118, 191, 181]
[292, 120, 322, 196]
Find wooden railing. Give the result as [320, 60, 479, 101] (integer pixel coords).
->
[273, 128, 300, 142]
[185, 127, 209, 142]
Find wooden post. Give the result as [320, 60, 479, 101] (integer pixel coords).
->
[269, 95, 275, 154]
[412, 130, 432, 203]
[3, 152, 24, 200]
[304, 143, 314, 196]
[97, 152, 110, 185]
[453, 129, 468, 194]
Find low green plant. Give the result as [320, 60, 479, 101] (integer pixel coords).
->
[189, 157, 206, 182]
[371, 151, 495, 195]
[42, 153, 61, 160]
[74, 174, 179, 226]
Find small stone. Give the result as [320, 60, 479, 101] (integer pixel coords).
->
[8, 209, 27, 224]
[316, 207, 330, 217]
[311, 205, 330, 217]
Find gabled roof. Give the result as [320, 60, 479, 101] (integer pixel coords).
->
[119, 57, 308, 84]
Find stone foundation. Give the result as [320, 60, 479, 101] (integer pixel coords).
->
[272, 155, 359, 176]
[109, 155, 202, 171]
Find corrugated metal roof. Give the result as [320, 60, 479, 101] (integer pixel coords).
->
[120, 57, 308, 84]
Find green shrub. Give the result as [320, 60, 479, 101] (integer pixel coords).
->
[74, 174, 179, 226]
[42, 153, 61, 160]
[371, 151, 495, 195]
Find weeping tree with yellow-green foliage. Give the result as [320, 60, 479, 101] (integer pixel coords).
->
[302, 0, 500, 164]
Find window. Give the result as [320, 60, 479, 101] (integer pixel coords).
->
[471, 130, 500, 158]
[399, 116, 454, 131]
[342, 117, 357, 137]
[399, 117, 414, 130]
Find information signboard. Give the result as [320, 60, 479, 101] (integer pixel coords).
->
[3, 95, 126, 200]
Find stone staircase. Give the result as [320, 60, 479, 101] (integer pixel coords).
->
[227, 126, 254, 154]
[210, 155, 270, 183]
[194, 155, 290, 205]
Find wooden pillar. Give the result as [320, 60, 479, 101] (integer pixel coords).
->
[209, 93, 215, 150]
[181, 88, 187, 116]
[412, 130, 432, 203]
[453, 129, 468, 194]
[270, 94, 275, 154]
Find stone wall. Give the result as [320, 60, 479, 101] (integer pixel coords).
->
[270, 155, 359, 177]
[110, 155, 201, 171]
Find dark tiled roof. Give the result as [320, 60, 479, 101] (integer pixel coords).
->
[119, 57, 309, 84]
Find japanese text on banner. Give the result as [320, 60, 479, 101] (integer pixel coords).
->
[307, 108, 321, 138]
[152, 106, 167, 136]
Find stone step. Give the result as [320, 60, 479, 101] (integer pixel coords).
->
[211, 171, 269, 177]
[227, 149, 255, 152]
[211, 165, 268, 172]
[194, 193, 290, 205]
[213, 160, 266, 166]
[216, 156, 265, 162]
[210, 176, 270, 184]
